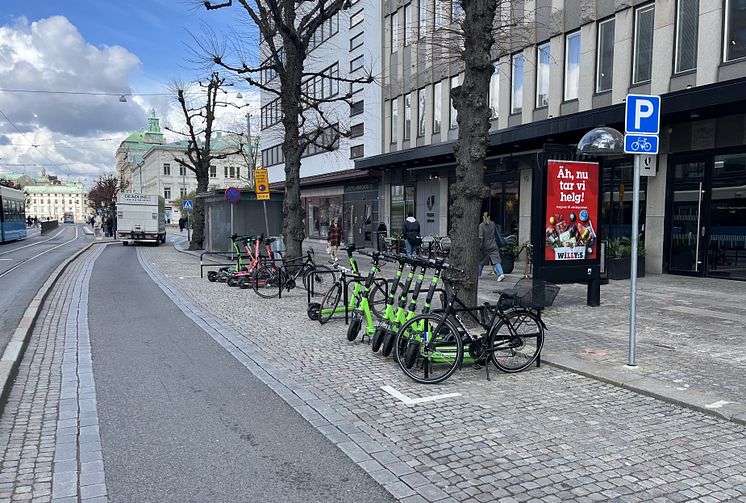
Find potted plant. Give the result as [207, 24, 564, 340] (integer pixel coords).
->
[607, 236, 645, 280]
[500, 235, 519, 274]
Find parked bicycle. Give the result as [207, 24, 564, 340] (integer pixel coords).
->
[249, 248, 337, 298]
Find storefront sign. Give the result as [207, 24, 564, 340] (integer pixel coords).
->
[344, 182, 377, 193]
[544, 160, 599, 261]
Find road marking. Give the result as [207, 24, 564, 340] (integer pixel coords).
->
[0, 227, 80, 279]
[0, 228, 66, 256]
[380, 385, 461, 406]
[705, 400, 733, 409]
[0, 258, 12, 261]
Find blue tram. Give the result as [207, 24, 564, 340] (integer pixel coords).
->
[0, 186, 27, 243]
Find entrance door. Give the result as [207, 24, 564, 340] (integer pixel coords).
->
[667, 157, 708, 275]
[707, 152, 746, 280]
[348, 201, 372, 247]
[416, 179, 440, 236]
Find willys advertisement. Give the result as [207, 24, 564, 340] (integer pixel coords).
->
[544, 160, 599, 262]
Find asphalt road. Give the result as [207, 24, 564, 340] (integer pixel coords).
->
[87, 244, 395, 503]
[0, 224, 90, 351]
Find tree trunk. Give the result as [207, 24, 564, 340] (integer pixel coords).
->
[449, 0, 498, 307]
[189, 163, 210, 250]
[279, 47, 305, 260]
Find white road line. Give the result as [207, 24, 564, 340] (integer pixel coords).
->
[0, 227, 80, 279]
[0, 228, 67, 256]
[705, 400, 732, 409]
[380, 385, 461, 406]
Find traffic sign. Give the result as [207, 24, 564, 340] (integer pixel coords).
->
[225, 186, 241, 204]
[182, 199, 193, 211]
[625, 94, 660, 135]
[624, 134, 659, 155]
[254, 168, 270, 201]
[639, 155, 657, 177]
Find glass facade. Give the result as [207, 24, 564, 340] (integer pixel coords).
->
[305, 196, 343, 239]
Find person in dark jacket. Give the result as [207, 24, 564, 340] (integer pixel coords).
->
[327, 216, 343, 262]
[402, 211, 420, 256]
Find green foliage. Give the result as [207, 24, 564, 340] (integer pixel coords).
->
[500, 234, 519, 257]
[607, 236, 646, 259]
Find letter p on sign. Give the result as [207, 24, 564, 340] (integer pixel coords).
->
[625, 94, 660, 135]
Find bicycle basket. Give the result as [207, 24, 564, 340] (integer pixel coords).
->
[512, 278, 560, 309]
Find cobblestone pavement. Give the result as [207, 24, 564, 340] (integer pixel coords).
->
[145, 244, 746, 502]
[0, 245, 108, 503]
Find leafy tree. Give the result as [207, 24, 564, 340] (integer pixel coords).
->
[87, 174, 119, 211]
[202, 0, 373, 259]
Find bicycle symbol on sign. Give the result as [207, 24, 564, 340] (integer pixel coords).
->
[630, 137, 653, 152]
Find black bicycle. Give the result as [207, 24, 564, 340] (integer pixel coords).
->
[249, 248, 337, 298]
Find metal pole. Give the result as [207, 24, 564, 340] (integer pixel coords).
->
[230, 203, 234, 238]
[628, 155, 641, 367]
[262, 200, 270, 237]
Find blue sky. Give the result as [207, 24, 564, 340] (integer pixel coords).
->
[0, 1, 260, 183]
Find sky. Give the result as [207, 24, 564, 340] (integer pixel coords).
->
[0, 0, 260, 186]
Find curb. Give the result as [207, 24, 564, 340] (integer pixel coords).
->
[542, 352, 746, 426]
[0, 242, 95, 415]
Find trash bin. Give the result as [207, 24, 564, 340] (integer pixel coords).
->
[375, 223, 388, 251]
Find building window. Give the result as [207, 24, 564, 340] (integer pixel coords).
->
[310, 14, 339, 51]
[489, 62, 499, 118]
[404, 93, 412, 141]
[434, 0, 445, 28]
[209, 166, 216, 178]
[391, 98, 398, 143]
[511, 52, 524, 113]
[536, 42, 550, 108]
[224, 166, 229, 178]
[179, 165, 187, 176]
[350, 32, 364, 51]
[303, 123, 340, 157]
[633, 4, 655, 84]
[350, 123, 364, 138]
[350, 54, 364, 72]
[452, 0, 463, 21]
[164, 187, 171, 199]
[180, 187, 187, 198]
[261, 145, 285, 166]
[350, 9, 364, 28]
[564, 31, 580, 100]
[725, 0, 746, 61]
[433, 81, 442, 134]
[301, 63, 339, 102]
[404, 4, 412, 46]
[417, 87, 426, 137]
[596, 18, 615, 92]
[261, 98, 282, 129]
[419, 0, 428, 39]
[350, 99, 365, 116]
[391, 10, 399, 52]
[350, 144, 365, 159]
[449, 75, 459, 129]
[163, 163, 171, 176]
[675, 0, 698, 72]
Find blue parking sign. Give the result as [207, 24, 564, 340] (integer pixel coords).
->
[625, 94, 660, 135]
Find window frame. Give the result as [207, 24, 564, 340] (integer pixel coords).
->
[350, 54, 364, 72]
[564, 31, 581, 101]
[350, 32, 364, 51]
[404, 4, 412, 46]
[350, 123, 364, 138]
[535, 41, 550, 109]
[417, 87, 426, 137]
[489, 62, 500, 119]
[418, 0, 428, 39]
[350, 9, 364, 29]
[404, 93, 412, 141]
[163, 163, 171, 176]
[723, 0, 746, 62]
[511, 52, 524, 114]
[391, 98, 399, 144]
[674, 0, 698, 73]
[449, 75, 459, 129]
[595, 17, 615, 93]
[632, 3, 655, 85]
[391, 10, 399, 53]
[432, 81, 442, 134]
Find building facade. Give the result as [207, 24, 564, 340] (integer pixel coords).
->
[24, 177, 88, 222]
[259, 0, 384, 244]
[357, 0, 746, 281]
[115, 110, 166, 192]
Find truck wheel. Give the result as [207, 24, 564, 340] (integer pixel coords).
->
[123, 241, 129, 246]
[161, 235, 166, 243]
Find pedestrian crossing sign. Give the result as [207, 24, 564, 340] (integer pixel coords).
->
[182, 199, 193, 211]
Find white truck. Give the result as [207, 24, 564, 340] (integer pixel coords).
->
[116, 193, 166, 245]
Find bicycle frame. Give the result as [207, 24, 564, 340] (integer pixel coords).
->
[348, 250, 388, 338]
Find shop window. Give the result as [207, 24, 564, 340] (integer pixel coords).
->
[390, 184, 416, 234]
[306, 196, 343, 239]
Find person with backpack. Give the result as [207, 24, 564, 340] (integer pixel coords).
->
[478, 211, 505, 282]
[402, 211, 420, 256]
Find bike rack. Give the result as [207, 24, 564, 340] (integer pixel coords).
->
[199, 251, 249, 278]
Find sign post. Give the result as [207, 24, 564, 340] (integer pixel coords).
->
[624, 94, 660, 367]
[225, 187, 241, 245]
[182, 199, 193, 242]
[254, 168, 271, 237]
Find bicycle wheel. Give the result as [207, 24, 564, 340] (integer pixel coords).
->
[302, 265, 337, 293]
[252, 267, 283, 298]
[488, 310, 544, 373]
[367, 280, 390, 320]
[318, 282, 342, 324]
[393, 314, 463, 384]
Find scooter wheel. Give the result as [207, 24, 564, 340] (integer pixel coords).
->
[381, 330, 396, 357]
[207, 271, 218, 282]
[238, 277, 249, 289]
[346, 316, 362, 342]
[371, 326, 386, 353]
[227, 276, 239, 287]
[307, 302, 321, 321]
[404, 340, 420, 369]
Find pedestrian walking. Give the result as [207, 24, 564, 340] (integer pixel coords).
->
[105, 214, 113, 237]
[402, 212, 421, 256]
[93, 214, 102, 238]
[327, 216, 343, 262]
[178, 216, 185, 232]
[478, 211, 505, 282]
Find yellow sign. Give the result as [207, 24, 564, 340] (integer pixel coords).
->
[254, 168, 270, 201]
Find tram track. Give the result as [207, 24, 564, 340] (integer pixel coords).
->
[0, 228, 66, 257]
[0, 226, 80, 279]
